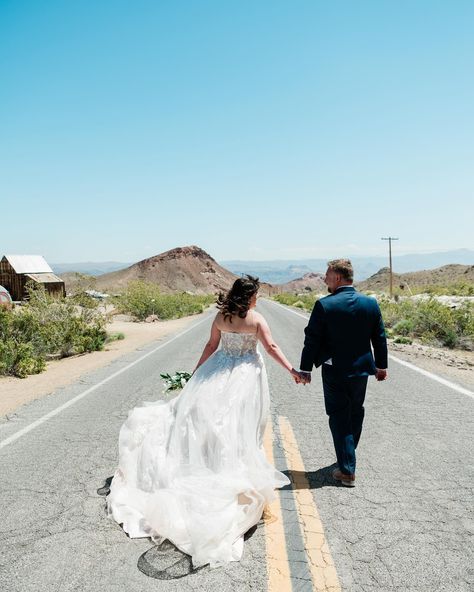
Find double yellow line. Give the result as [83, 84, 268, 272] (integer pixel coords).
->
[263, 417, 341, 592]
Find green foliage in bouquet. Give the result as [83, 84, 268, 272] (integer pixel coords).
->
[160, 371, 192, 392]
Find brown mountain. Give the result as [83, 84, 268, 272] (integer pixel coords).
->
[94, 246, 238, 294]
[276, 272, 326, 294]
[357, 264, 474, 293]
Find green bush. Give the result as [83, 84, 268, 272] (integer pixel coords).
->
[105, 332, 125, 343]
[0, 283, 109, 378]
[393, 318, 415, 336]
[380, 298, 474, 350]
[273, 293, 318, 312]
[114, 281, 214, 321]
[393, 336, 413, 345]
[420, 282, 474, 297]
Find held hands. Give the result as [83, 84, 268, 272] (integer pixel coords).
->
[290, 368, 311, 385]
[291, 367, 387, 383]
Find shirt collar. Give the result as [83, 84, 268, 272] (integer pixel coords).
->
[333, 285, 355, 294]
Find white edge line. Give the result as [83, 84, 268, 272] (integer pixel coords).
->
[387, 354, 474, 399]
[264, 298, 474, 399]
[0, 315, 212, 450]
[263, 298, 310, 321]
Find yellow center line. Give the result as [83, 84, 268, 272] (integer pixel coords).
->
[278, 416, 342, 592]
[262, 420, 293, 592]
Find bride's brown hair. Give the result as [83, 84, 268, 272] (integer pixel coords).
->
[216, 275, 260, 322]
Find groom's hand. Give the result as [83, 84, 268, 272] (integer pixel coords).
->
[375, 368, 387, 381]
[290, 368, 304, 383]
[298, 371, 311, 385]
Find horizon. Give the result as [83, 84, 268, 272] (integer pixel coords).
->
[42, 246, 473, 266]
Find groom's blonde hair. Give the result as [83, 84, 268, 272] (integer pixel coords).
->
[327, 259, 353, 282]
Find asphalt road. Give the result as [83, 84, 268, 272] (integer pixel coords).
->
[0, 300, 472, 592]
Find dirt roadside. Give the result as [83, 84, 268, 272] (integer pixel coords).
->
[388, 340, 474, 391]
[0, 312, 209, 417]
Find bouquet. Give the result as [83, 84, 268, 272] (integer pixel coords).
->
[160, 371, 192, 392]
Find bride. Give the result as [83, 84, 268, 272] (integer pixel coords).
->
[106, 275, 299, 568]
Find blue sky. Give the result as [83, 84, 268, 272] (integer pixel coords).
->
[1, 1, 473, 262]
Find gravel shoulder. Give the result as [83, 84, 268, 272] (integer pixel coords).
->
[0, 312, 209, 417]
[389, 339, 474, 390]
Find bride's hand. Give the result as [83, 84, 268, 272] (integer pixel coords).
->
[290, 368, 302, 383]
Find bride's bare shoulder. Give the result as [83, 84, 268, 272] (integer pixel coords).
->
[249, 310, 267, 327]
[214, 311, 225, 326]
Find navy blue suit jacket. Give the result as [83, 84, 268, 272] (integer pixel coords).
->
[300, 286, 388, 377]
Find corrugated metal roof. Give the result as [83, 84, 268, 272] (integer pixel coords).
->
[3, 255, 53, 274]
[24, 273, 64, 284]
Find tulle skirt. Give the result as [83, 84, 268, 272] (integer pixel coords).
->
[106, 349, 289, 568]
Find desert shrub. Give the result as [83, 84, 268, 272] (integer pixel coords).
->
[26, 284, 108, 356]
[392, 318, 415, 336]
[114, 281, 214, 321]
[273, 293, 318, 312]
[0, 284, 109, 378]
[420, 282, 474, 296]
[393, 336, 413, 345]
[0, 339, 46, 378]
[380, 298, 474, 350]
[105, 332, 125, 343]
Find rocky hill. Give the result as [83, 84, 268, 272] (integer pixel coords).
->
[93, 246, 238, 294]
[275, 272, 326, 294]
[357, 264, 474, 293]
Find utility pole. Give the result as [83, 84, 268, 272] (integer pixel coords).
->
[381, 237, 399, 298]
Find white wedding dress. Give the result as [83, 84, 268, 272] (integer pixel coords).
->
[106, 331, 290, 568]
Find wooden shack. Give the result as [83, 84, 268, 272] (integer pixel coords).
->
[0, 255, 66, 301]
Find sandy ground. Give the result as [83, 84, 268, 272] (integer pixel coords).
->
[0, 313, 207, 417]
[389, 340, 474, 390]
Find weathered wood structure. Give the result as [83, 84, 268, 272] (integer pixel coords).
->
[0, 255, 65, 301]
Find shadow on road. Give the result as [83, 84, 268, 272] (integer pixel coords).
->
[97, 475, 113, 497]
[282, 464, 341, 489]
[137, 523, 261, 580]
[138, 541, 205, 580]
[97, 475, 262, 580]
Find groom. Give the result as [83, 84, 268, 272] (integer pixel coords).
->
[297, 259, 388, 487]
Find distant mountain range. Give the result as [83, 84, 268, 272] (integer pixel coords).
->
[221, 249, 474, 282]
[277, 272, 326, 294]
[52, 261, 133, 276]
[53, 249, 474, 282]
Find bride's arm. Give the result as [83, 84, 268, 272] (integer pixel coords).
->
[256, 315, 297, 376]
[193, 316, 221, 372]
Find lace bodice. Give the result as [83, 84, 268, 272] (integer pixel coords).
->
[220, 331, 258, 357]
